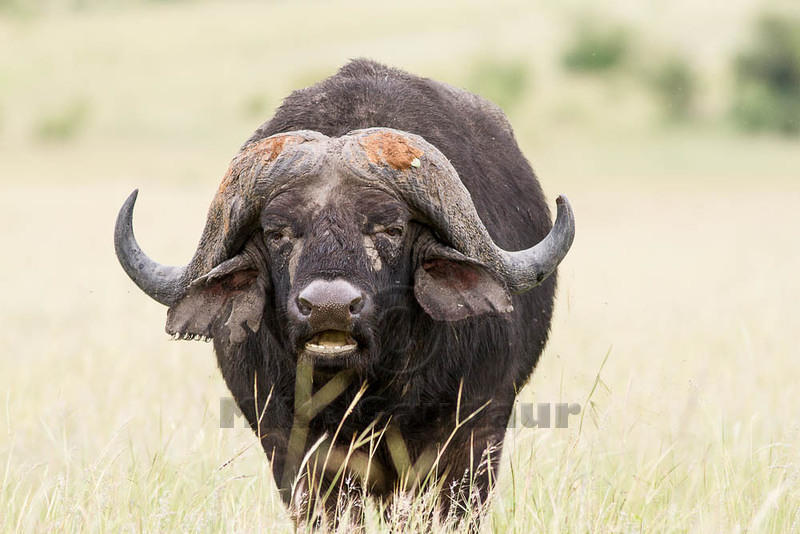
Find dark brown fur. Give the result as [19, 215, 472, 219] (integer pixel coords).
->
[187, 60, 557, 527]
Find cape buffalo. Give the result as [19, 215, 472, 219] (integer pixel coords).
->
[114, 59, 574, 527]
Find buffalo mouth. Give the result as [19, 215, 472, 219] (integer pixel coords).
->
[304, 330, 358, 356]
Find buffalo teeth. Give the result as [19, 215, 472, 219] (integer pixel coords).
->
[304, 330, 357, 355]
[305, 342, 358, 355]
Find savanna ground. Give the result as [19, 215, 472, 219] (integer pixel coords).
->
[1, 1, 799, 532]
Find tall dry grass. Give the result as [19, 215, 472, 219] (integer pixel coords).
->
[1, 1, 799, 532]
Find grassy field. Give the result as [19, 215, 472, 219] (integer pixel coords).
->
[1, 1, 799, 532]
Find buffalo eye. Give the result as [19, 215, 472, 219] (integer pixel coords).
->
[264, 228, 292, 244]
[384, 227, 403, 238]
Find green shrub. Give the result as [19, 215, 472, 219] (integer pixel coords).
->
[562, 22, 629, 73]
[34, 98, 90, 142]
[0, 0, 27, 15]
[241, 93, 271, 119]
[731, 14, 800, 135]
[466, 58, 530, 112]
[650, 56, 696, 122]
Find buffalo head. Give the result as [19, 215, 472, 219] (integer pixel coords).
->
[114, 128, 574, 367]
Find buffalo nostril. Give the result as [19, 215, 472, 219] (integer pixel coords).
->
[296, 279, 366, 324]
[297, 296, 313, 316]
[349, 295, 364, 314]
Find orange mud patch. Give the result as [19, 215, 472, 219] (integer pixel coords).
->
[217, 134, 302, 195]
[359, 131, 423, 170]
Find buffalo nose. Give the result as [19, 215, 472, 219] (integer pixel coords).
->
[296, 279, 366, 328]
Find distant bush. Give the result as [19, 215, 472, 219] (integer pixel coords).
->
[0, 0, 26, 15]
[731, 14, 800, 135]
[649, 56, 696, 122]
[466, 58, 530, 112]
[34, 99, 90, 142]
[562, 22, 629, 73]
[241, 93, 270, 119]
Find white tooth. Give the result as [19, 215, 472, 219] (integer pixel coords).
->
[304, 342, 358, 355]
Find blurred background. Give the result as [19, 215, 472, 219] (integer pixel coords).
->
[1, 0, 798, 531]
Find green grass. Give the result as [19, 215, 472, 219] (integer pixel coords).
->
[1, 1, 799, 532]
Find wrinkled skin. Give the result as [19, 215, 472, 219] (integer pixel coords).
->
[118, 59, 565, 528]
[265, 178, 412, 368]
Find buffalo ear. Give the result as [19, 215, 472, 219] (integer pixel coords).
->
[166, 255, 267, 344]
[413, 245, 512, 321]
